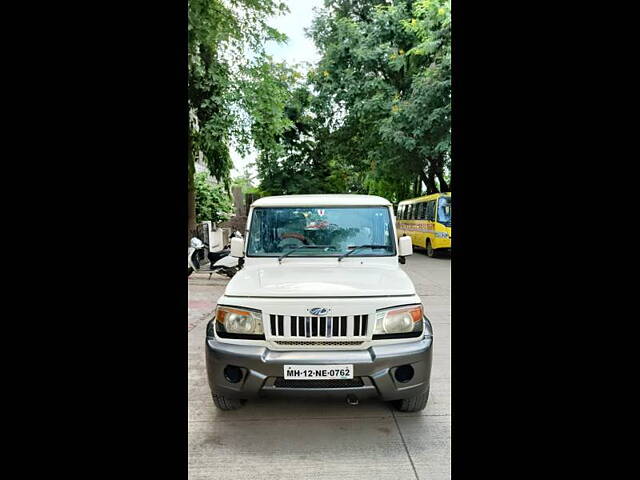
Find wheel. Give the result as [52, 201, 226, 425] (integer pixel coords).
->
[188, 267, 193, 276]
[393, 389, 429, 412]
[211, 393, 245, 410]
[426, 239, 436, 257]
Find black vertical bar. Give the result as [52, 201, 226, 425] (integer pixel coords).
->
[299, 316, 305, 337]
[361, 315, 368, 336]
[312, 316, 318, 336]
[270, 315, 276, 336]
[320, 317, 326, 335]
[277, 315, 284, 336]
[332, 316, 339, 336]
[291, 316, 297, 336]
[354, 315, 360, 336]
[340, 316, 347, 336]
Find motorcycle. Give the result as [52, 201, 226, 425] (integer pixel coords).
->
[188, 230, 242, 279]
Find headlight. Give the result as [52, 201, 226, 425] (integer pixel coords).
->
[435, 232, 449, 238]
[214, 305, 264, 339]
[373, 304, 424, 339]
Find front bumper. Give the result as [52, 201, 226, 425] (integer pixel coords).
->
[205, 335, 432, 401]
[432, 236, 452, 250]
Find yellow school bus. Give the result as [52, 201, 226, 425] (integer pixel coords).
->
[396, 193, 451, 257]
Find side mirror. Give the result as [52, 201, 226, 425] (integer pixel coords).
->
[230, 237, 245, 258]
[398, 236, 413, 257]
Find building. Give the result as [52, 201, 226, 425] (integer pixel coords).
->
[195, 151, 217, 186]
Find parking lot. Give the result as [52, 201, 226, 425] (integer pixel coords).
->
[188, 251, 451, 480]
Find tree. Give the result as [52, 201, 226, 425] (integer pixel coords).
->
[306, 0, 451, 200]
[256, 83, 336, 195]
[232, 166, 259, 194]
[188, 0, 290, 236]
[194, 173, 234, 223]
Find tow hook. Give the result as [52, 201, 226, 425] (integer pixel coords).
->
[346, 394, 359, 406]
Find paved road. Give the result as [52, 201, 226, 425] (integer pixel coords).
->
[188, 251, 451, 480]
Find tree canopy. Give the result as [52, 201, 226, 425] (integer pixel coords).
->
[188, 0, 451, 233]
[253, 0, 451, 202]
[187, 0, 292, 233]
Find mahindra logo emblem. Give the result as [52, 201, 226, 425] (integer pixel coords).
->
[308, 307, 330, 316]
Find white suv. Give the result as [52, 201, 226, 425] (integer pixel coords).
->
[205, 194, 433, 412]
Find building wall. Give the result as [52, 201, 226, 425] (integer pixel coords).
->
[195, 151, 217, 186]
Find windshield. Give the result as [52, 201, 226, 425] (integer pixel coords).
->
[437, 196, 452, 226]
[247, 207, 395, 257]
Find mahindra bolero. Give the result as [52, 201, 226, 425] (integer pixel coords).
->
[205, 194, 433, 411]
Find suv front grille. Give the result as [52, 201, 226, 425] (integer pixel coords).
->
[269, 314, 369, 338]
[273, 377, 364, 388]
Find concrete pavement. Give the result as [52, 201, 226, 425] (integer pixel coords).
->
[188, 252, 451, 480]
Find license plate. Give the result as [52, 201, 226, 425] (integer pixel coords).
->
[284, 364, 353, 380]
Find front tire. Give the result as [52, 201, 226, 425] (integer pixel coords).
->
[426, 240, 436, 258]
[393, 389, 429, 412]
[211, 393, 245, 411]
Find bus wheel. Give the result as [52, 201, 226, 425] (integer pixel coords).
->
[426, 240, 436, 258]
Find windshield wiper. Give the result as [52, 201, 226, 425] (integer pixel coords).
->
[278, 245, 335, 263]
[337, 244, 392, 262]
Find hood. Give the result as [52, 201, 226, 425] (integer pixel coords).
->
[225, 263, 416, 298]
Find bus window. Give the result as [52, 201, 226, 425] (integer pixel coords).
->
[437, 196, 451, 225]
[426, 201, 435, 221]
[419, 202, 426, 219]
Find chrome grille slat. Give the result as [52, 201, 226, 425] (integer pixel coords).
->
[284, 314, 291, 336]
[346, 315, 354, 338]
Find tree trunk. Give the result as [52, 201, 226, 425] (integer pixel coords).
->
[436, 170, 449, 192]
[187, 141, 197, 242]
[418, 170, 429, 193]
[413, 176, 421, 197]
[187, 179, 196, 240]
[420, 167, 438, 194]
[427, 170, 438, 194]
[432, 155, 450, 192]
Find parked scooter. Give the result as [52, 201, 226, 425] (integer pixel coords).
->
[188, 230, 243, 279]
[188, 237, 208, 276]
